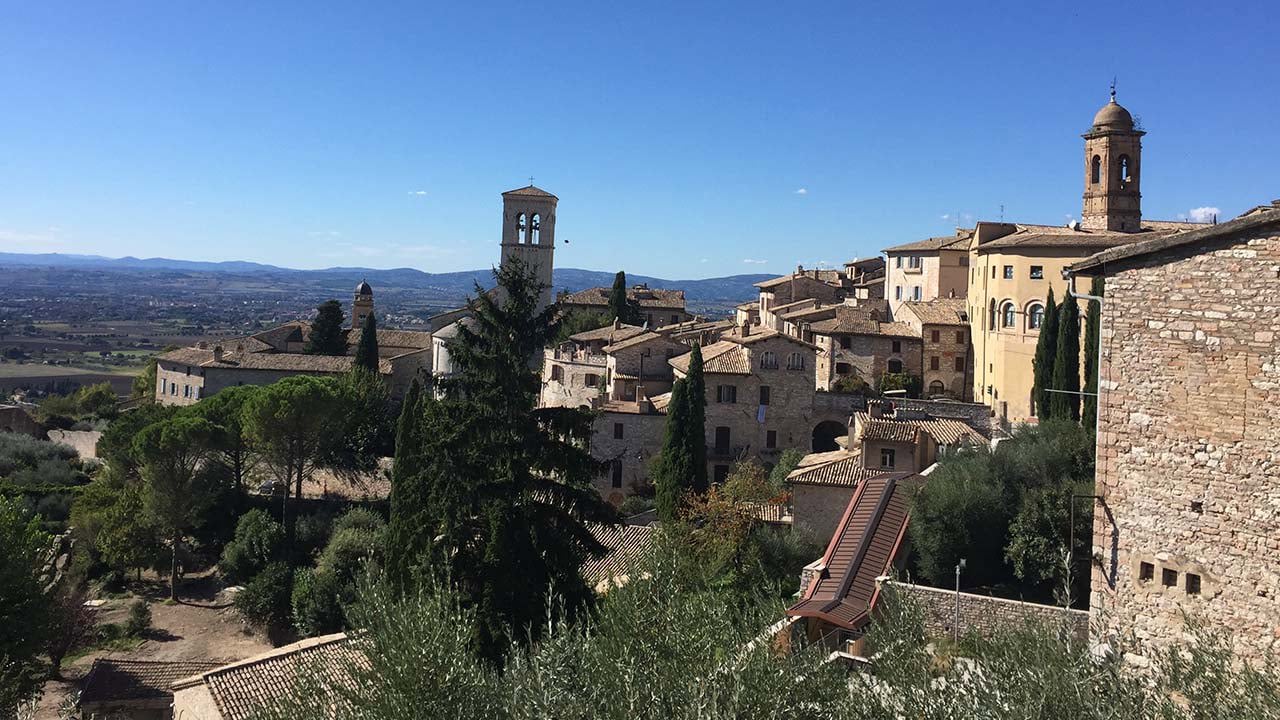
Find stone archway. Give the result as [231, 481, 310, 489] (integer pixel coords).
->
[811, 420, 846, 453]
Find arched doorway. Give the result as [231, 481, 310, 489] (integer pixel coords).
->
[811, 420, 846, 452]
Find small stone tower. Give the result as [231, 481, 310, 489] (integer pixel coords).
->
[1081, 88, 1144, 232]
[499, 185, 558, 311]
[352, 279, 374, 330]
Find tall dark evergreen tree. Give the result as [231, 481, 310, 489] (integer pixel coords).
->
[684, 343, 708, 494]
[1082, 277, 1104, 436]
[400, 259, 618, 664]
[385, 378, 425, 587]
[607, 271, 641, 325]
[305, 300, 348, 355]
[1032, 286, 1059, 419]
[1050, 291, 1082, 422]
[354, 312, 380, 372]
[654, 379, 693, 523]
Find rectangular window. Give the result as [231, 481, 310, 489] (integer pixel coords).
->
[766, 430, 777, 449]
[717, 385, 737, 403]
[613, 422, 624, 440]
[839, 336, 852, 349]
[1139, 562, 1154, 582]
[611, 460, 623, 488]
[959, 255, 969, 266]
[1003, 265, 1014, 279]
[759, 385, 771, 406]
[714, 465, 730, 484]
[954, 355, 965, 372]
[930, 330, 940, 343]
[671, 314, 679, 324]
[1029, 265, 1044, 279]
[1186, 573, 1201, 595]
[930, 356, 940, 371]
[912, 286, 922, 301]
[895, 256, 903, 268]
[1161, 568, 1178, 588]
[880, 448, 896, 469]
[955, 331, 965, 344]
[908, 256, 921, 269]
[714, 426, 731, 454]
[891, 340, 901, 353]
[895, 286, 902, 300]
[991, 266, 996, 279]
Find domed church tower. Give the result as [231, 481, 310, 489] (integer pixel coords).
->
[499, 185, 557, 312]
[352, 280, 374, 329]
[1081, 86, 1144, 232]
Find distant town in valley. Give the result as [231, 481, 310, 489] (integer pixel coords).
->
[2, 7, 1278, 718]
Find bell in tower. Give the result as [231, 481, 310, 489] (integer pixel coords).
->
[499, 184, 558, 311]
[1081, 86, 1144, 232]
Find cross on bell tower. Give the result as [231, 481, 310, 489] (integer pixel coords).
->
[1081, 86, 1144, 232]
[499, 183, 558, 311]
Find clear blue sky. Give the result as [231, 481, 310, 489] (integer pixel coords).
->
[1, 1, 1275, 278]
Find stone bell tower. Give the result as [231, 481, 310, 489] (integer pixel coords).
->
[499, 185, 558, 311]
[352, 279, 374, 329]
[1081, 87, 1144, 232]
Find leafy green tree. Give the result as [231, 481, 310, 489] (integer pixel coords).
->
[326, 369, 393, 481]
[134, 415, 221, 600]
[1005, 482, 1093, 605]
[354, 312, 380, 372]
[0, 496, 51, 711]
[132, 356, 158, 402]
[1032, 286, 1059, 419]
[242, 376, 343, 551]
[395, 259, 618, 664]
[1082, 277, 1104, 436]
[1050, 291, 1082, 422]
[219, 509, 284, 584]
[235, 561, 294, 631]
[653, 344, 709, 522]
[767, 447, 806, 492]
[95, 484, 162, 581]
[607, 271, 641, 325]
[96, 403, 178, 479]
[908, 450, 1012, 588]
[879, 372, 923, 398]
[189, 384, 261, 494]
[304, 300, 348, 355]
[291, 567, 344, 636]
[74, 383, 119, 419]
[553, 309, 611, 344]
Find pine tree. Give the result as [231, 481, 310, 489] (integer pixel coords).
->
[1082, 277, 1104, 436]
[685, 343, 708, 495]
[654, 379, 693, 523]
[1050, 291, 1082, 422]
[401, 259, 618, 665]
[305, 300, 348, 355]
[354, 311, 379, 372]
[1032, 286, 1059, 419]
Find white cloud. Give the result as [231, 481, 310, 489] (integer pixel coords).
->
[308, 230, 342, 238]
[940, 212, 975, 225]
[742, 258, 768, 265]
[700, 258, 709, 263]
[0, 228, 67, 251]
[408, 190, 428, 196]
[1184, 206, 1221, 223]
[794, 188, 808, 195]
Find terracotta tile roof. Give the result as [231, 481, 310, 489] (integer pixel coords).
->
[769, 298, 821, 314]
[345, 328, 432, 351]
[157, 347, 391, 374]
[786, 472, 918, 630]
[502, 185, 557, 198]
[883, 233, 972, 253]
[1069, 205, 1280, 273]
[559, 286, 686, 309]
[173, 633, 365, 720]
[977, 222, 1198, 251]
[808, 308, 913, 337]
[568, 322, 645, 344]
[650, 391, 673, 412]
[603, 331, 669, 353]
[900, 298, 968, 326]
[859, 418, 922, 444]
[786, 451, 885, 488]
[855, 411, 987, 447]
[736, 301, 758, 311]
[753, 269, 844, 289]
[80, 659, 223, 705]
[669, 340, 751, 375]
[581, 523, 655, 591]
[741, 501, 792, 524]
[723, 327, 820, 350]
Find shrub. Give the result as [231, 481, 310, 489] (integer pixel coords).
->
[617, 496, 654, 518]
[235, 562, 294, 630]
[317, 527, 383, 586]
[291, 568, 344, 637]
[124, 599, 152, 637]
[331, 507, 384, 536]
[294, 510, 336, 561]
[220, 509, 284, 584]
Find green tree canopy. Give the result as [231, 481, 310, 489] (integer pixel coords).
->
[1082, 277, 1104, 436]
[1050, 291, 1082, 421]
[607, 271, 641, 325]
[653, 380, 694, 523]
[354, 312, 379, 372]
[305, 300, 348, 355]
[1032, 286, 1059, 419]
[0, 496, 51, 714]
[189, 384, 261, 493]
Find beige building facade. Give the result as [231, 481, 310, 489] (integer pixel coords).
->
[882, 233, 971, 316]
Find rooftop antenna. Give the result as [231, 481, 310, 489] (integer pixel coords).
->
[1110, 77, 1117, 102]
[528, 175, 535, 186]
[1000, 204, 1005, 222]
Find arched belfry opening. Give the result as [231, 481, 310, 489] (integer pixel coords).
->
[500, 184, 559, 312]
[1081, 87, 1144, 232]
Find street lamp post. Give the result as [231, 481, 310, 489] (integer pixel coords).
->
[954, 558, 966, 644]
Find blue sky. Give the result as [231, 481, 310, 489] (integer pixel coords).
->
[1, 1, 1275, 278]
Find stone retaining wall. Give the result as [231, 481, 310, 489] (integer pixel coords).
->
[885, 581, 1089, 641]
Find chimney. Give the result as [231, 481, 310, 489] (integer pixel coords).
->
[613, 317, 621, 330]
[740, 319, 751, 337]
[213, 345, 223, 362]
[868, 400, 885, 419]
[636, 383, 649, 412]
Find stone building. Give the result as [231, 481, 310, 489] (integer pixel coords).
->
[803, 307, 921, 392]
[882, 231, 971, 315]
[558, 284, 692, 329]
[1069, 202, 1280, 663]
[754, 260, 885, 330]
[542, 322, 643, 409]
[896, 298, 972, 400]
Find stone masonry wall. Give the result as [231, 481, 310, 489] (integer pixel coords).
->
[1090, 228, 1280, 663]
[886, 581, 1089, 642]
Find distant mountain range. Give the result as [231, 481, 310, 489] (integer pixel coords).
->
[0, 251, 772, 309]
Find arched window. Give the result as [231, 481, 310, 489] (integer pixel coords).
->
[928, 380, 945, 396]
[988, 299, 996, 331]
[1091, 155, 1101, 184]
[1028, 303, 1045, 330]
[787, 352, 805, 370]
[887, 359, 903, 374]
[759, 351, 777, 369]
[531, 213, 541, 244]
[1001, 301, 1016, 328]
[516, 213, 528, 244]
[1118, 155, 1132, 183]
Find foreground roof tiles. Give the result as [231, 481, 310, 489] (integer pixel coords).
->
[786, 450, 885, 488]
[80, 659, 223, 705]
[581, 523, 655, 591]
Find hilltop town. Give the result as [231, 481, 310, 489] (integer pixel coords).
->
[2, 91, 1278, 719]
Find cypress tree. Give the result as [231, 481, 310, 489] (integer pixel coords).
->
[385, 379, 425, 587]
[1082, 277, 1104, 435]
[401, 259, 618, 665]
[305, 300, 348, 355]
[1032, 286, 1059, 419]
[1050, 291, 1082, 422]
[685, 343, 708, 494]
[354, 311, 379, 372]
[608, 271, 629, 322]
[654, 379, 693, 523]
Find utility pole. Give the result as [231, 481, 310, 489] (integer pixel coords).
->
[954, 558, 966, 644]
